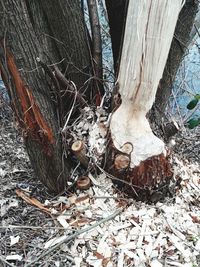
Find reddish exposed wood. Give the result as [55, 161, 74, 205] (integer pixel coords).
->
[107, 140, 173, 201]
[76, 176, 91, 190]
[1, 47, 55, 153]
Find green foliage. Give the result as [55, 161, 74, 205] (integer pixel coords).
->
[187, 98, 198, 110]
[185, 94, 200, 129]
[186, 118, 200, 129]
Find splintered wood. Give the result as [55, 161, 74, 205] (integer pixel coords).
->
[110, 0, 184, 166]
[109, 0, 185, 197]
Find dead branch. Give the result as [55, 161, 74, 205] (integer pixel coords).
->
[87, 0, 104, 97]
[53, 65, 87, 106]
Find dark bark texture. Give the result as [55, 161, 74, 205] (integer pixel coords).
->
[105, 0, 129, 74]
[155, 0, 199, 113]
[87, 0, 104, 103]
[0, 0, 91, 193]
[87, 0, 103, 81]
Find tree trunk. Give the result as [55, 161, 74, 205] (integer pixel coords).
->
[105, 0, 129, 74]
[0, 0, 91, 193]
[1, 0, 194, 201]
[155, 0, 199, 113]
[108, 0, 184, 201]
[106, 0, 198, 117]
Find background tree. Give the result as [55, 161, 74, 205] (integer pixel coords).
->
[0, 0, 198, 199]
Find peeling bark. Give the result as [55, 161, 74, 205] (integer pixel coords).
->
[3, 49, 55, 151]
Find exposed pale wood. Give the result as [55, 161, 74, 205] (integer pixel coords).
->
[114, 154, 130, 170]
[121, 143, 133, 154]
[110, 0, 185, 167]
[71, 140, 89, 167]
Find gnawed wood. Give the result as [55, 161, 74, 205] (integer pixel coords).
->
[108, 0, 184, 200]
[110, 0, 184, 167]
[1, 46, 55, 154]
[107, 140, 173, 201]
[120, 142, 133, 155]
[0, 1, 75, 193]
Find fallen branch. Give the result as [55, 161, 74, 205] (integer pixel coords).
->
[25, 208, 123, 266]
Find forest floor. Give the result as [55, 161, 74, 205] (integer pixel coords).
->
[0, 107, 200, 267]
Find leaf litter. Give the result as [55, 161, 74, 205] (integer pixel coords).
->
[0, 110, 200, 267]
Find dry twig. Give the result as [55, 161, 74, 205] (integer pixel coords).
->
[87, 0, 104, 98]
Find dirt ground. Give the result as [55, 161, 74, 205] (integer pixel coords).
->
[0, 106, 200, 267]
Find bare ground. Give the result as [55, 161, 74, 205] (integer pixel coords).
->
[0, 108, 200, 267]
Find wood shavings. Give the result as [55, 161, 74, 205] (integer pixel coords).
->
[10, 235, 20, 246]
[1, 119, 200, 266]
[6, 254, 23, 261]
[57, 215, 70, 229]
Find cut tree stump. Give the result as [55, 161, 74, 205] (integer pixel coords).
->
[71, 140, 89, 168]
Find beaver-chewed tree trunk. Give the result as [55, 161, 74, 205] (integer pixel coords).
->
[0, 0, 91, 193]
[108, 0, 185, 201]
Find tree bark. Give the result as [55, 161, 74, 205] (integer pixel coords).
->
[105, 0, 129, 74]
[1, 0, 195, 202]
[87, 0, 103, 81]
[87, 0, 104, 103]
[25, 0, 94, 109]
[155, 0, 199, 113]
[0, 0, 91, 193]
